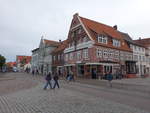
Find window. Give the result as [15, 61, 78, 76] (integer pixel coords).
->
[61, 54, 63, 60]
[103, 49, 108, 58]
[120, 52, 124, 60]
[98, 35, 107, 44]
[133, 55, 138, 61]
[143, 56, 145, 62]
[65, 54, 68, 61]
[113, 39, 121, 47]
[71, 32, 74, 38]
[114, 50, 119, 59]
[77, 39, 82, 44]
[104, 66, 112, 73]
[110, 49, 114, 58]
[139, 55, 141, 61]
[70, 53, 73, 60]
[97, 48, 102, 58]
[83, 49, 88, 58]
[142, 48, 144, 51]
[58, 55, 60, 60]
[78, 28, 82, 34]
[138, 47, 141, 51]
[83, 37, 88, 42]
[68, 43, 71, 48]
[77, 51, 81, 60]
[134, 46, 137, 51]
[130, 44, 133, 49]
[53, 56, 56, 61]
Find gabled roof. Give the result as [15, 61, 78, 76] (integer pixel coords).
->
[77, 15, 132, 52]
[120, 32, 145, 47]
[119, 32, 132, 42]
[79, 16, 122, 40]
[44, 39, 60, 47]
[134, 38, 150, 47]
[51, 40, 69, 54]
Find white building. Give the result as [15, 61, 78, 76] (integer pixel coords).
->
[31, 37, 60, 75]
[121, 33, 148, 77]
[134, 38, 150, 76]
[130, 43, 147, 76]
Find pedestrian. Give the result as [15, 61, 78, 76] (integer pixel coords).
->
[106, 72, 113, 87]
[43, 72, 52, 90]
[53, 72, 60, 89]
[70, 70, 75, 82]
[32, 69, 34, 76]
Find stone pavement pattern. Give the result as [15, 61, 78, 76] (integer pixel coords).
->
[0, 73, 150, 113]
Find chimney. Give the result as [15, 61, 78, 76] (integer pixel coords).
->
[59, 39, 61, 42]
[139, 37, 141, 40]
[113, 25, 117, 30]
[73, 13, 79, 18]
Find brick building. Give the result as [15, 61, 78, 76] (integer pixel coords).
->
[51, 40, 68, 76]
[52, 13, 137, 79]
[16, 55, 31, 72]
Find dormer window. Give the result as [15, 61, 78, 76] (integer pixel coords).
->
[83, 37, 88, 42]
[113, 39, 120, 47]
[98, 34, 107, 44]
[78, 28, 82, 34]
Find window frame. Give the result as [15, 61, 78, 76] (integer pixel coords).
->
[98, 35, 108, 44]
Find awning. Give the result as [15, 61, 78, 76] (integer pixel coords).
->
[64, 64, 75, 66]
[57, 66, 63, 68]
[85, 62, 119, 66]
[85, 63, 102, 65]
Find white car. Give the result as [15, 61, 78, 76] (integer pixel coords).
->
[13, 67, 17, 72]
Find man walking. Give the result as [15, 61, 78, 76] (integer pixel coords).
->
[43, 72, 52, 90]
[53, 72, 60, 89]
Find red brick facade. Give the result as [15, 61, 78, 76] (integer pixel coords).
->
[52, 13, 136, 79]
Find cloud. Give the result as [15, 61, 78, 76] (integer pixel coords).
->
[0, 0, 150, 61]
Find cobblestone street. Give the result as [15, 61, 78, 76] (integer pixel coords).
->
[0, 73, 150, 113]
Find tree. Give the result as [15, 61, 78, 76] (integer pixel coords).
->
[0, 54, 6, 71]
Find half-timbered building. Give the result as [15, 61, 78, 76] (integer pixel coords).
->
[63, 13, 136, 79]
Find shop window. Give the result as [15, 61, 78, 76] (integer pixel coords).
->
[78, 65, 84, 75]
[104, 66, 112, 73]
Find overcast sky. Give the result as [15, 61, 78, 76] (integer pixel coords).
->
[0, 0, 150, 62]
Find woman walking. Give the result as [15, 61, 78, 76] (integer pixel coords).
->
[43, 72, 52, 90]
[53, 72, 60, 89]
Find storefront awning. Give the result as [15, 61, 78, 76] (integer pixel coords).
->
[57, 66, 63, 68]
[64, 64, 75, 66]
[85, 62, 119, 66]
[85, 63, 102, 65]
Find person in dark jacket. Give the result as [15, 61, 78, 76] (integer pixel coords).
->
[43, 72, 52, 90]
[53, 72, 60, 89]
[107, 72, 113, 87]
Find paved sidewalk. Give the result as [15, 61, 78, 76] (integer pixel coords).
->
[76, 77, 150, 94]
[0, 73, 150, 113]
[0, 72, 38, 96]
[0, 82, 149, 113]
